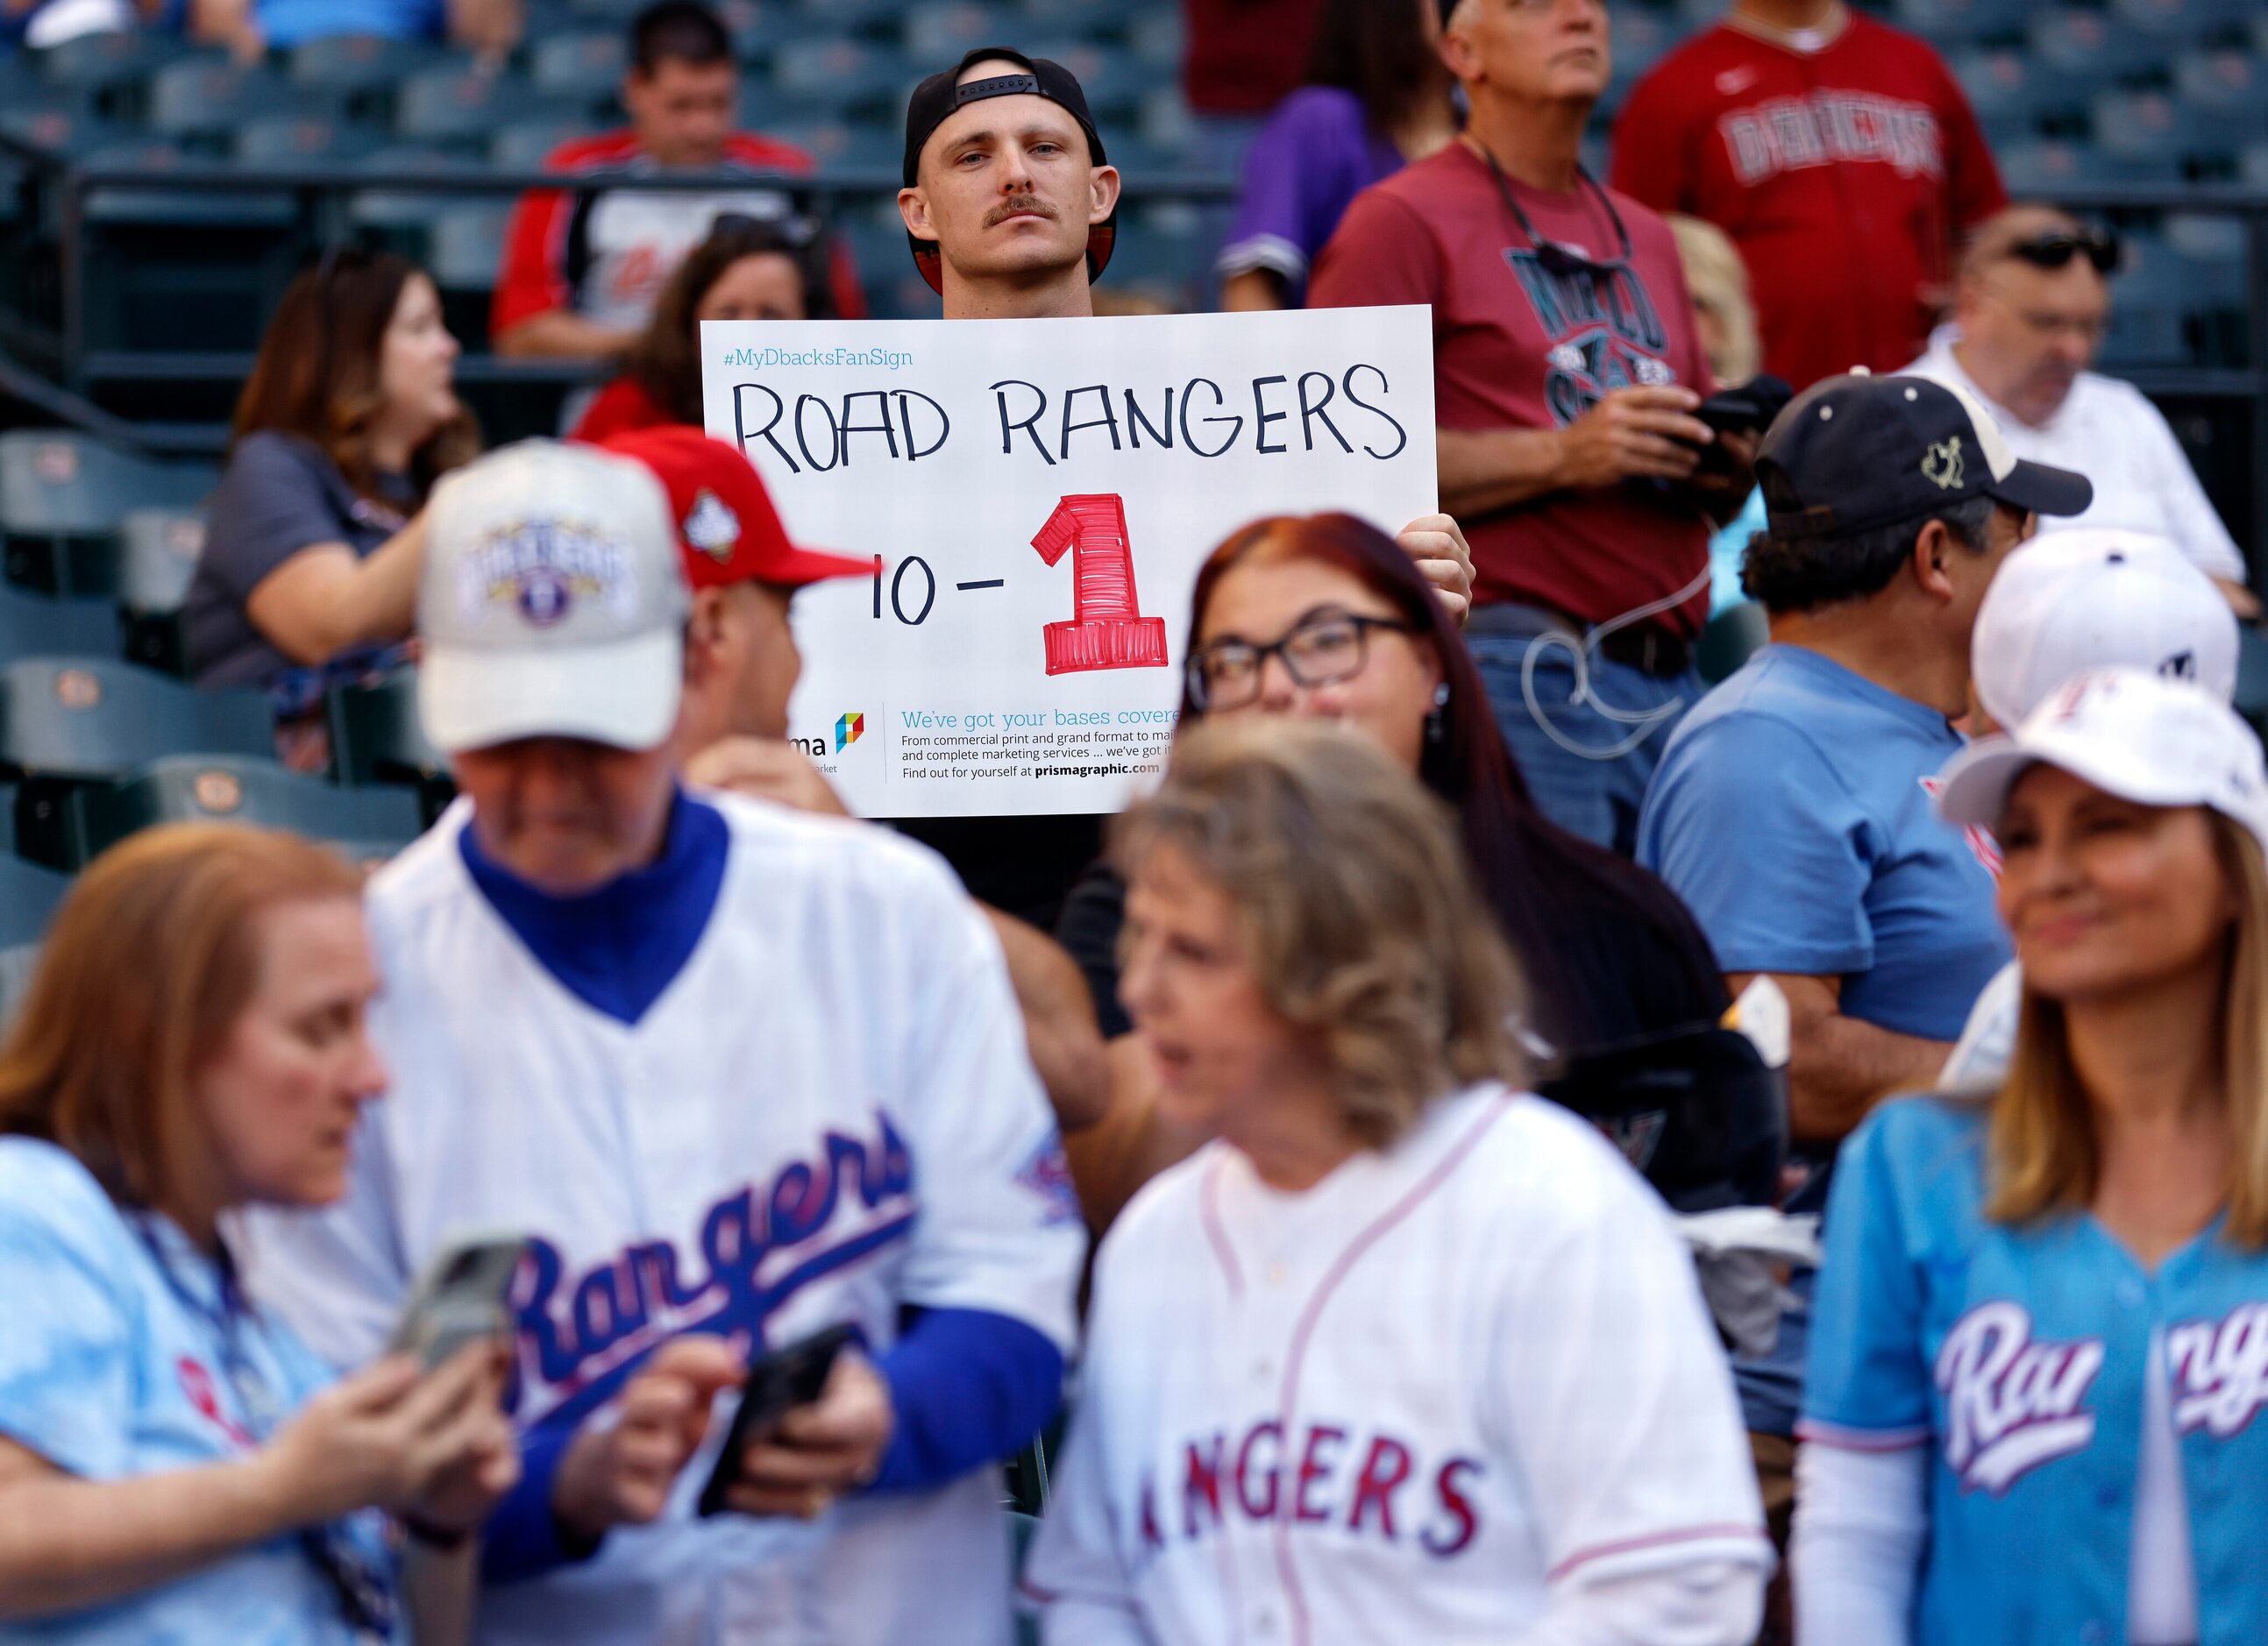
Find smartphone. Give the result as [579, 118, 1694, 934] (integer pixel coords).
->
[695, 1323, 859, 1518]
[387, 1232, 529, 1373]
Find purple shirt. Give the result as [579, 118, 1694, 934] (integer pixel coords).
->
[1216, 87, 1404, 306]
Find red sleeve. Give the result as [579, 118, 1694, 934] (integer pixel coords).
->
[1608, 59, 1699, 214]
[1934, 57, 2008, 231]
[567, 377, 670, 443]
[826, 236, 868, 320]
[492, 180, 575, 339]
[1307, 187, 1442, 312]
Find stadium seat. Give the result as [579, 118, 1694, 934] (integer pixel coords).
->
[233, 111, 381, 166]
[1125, 5, 1183, 69]
[0, 434, 213, 598]
[71, 753, 422, 868]
[2096, 228, 2190, 365]
[147, 60, 302, 154]
[2027, 11, 2160, 102]
[2164, 212, 2249, 363]
[428, 203, 513, 338]
[32, 31, 191, 121]
[0, 855, 68, 950]
[785, 0, 910, 29]
[2110, 0, 2257, 39]
[902, 2, 1008, 61]
[490, 117, 596, 170]
[396, 63, 547, 153]
[530, 31, 628, 110]
[2236, 621, 2268, 744]
[1952, 48, 2080, 134]
[1892, 0, 2033, 40]
[2088, 91, 2209, 180]
[2243, 139, 2268, 188]
[0, 941, 41, 1026]
[0, 582, 117, 664]
[0, 103, 121, 167]
[0, 657, 271, 867]
[327, 670, 455, 822]
[285, 34, 445, 120]
[350, 145, 484, 261]
[1697, 601, 1768, 686]
[1994, 137, 2093, 195]
[1014, 0, 1139, 33]
[117, 507, 206, 678]
[1022, 40, 1148, 123]
[2172, 51, 2268, 146]
[770, 118, 899, 176]
[767, 38, 914, 114]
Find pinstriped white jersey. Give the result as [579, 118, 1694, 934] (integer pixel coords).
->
[242, 793, 1083, 1646]
[1026, 1086, 1768, 1644]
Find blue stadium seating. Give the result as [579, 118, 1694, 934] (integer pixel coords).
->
[2110, 0, 2257, 41]
[902, 3, 1009, 63]
[531, 31, 627, 105]
[1894, 0, 2033, 45]
[71, 753, 423, 867]
[2027, 10, 2162, 102]
[234, 112, 381, 166]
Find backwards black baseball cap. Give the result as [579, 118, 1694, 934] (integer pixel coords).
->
[1758, 373, 2092, 541]
[901, 46, 1117, 296]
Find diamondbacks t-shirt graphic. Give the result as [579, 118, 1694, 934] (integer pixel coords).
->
[1501, 250, 1680, 429]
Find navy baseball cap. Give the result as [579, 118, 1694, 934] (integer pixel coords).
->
[1758, 373, 2093, 541]
[901, 46, 1117, 295]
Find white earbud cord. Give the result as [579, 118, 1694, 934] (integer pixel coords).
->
[1516, 562, 1715, 762]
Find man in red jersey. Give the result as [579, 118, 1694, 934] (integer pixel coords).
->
[1309, 0, 1754, 855]
[493, 0, 862, 361]
[1611, 0, 2005, 391]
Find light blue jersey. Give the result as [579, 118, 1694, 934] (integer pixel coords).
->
[0, 1139, 395, 1646]
[1805, 1096, 2268, 1646]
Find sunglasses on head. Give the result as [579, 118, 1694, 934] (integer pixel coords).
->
[2008, 228, 2120, 274]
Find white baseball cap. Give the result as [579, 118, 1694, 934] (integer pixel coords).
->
[1936, 664, 2268, 850]
[1972, 527, 2237, 728]
[417, 440, 691, 755]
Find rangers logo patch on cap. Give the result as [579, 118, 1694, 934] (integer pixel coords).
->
[683, 490, 741, 564]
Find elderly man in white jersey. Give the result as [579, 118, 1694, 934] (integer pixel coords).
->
[244, 439, 1084, 1646]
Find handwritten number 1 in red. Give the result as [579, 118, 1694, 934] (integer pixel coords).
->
[1029, 494, 1169, 676]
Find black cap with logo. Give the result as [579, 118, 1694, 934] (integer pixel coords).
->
[900, 46, 1117, 296]
[1757, 373, 2093, 541]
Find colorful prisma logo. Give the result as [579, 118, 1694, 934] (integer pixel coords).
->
[835, 713, 865, 753]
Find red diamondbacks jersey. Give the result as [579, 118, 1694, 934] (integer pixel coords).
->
[492, 129, 867, 341]
[1611, 15, 2006, 392]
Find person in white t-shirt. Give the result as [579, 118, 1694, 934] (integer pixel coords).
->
[1902, 204, 2255, 612]
[1939, 526, 2243, 1088]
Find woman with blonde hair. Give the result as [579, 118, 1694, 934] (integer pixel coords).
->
[1796, 665, 2268, 1643]
[0, 824, 516, 1642]
[1027, 718, 1767, 1643]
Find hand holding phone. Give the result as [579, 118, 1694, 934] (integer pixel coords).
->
[387, 1232, 529, 1373]
[696, 1324, 861, 1518]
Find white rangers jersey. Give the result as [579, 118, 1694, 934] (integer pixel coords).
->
[1026, 1085, 1768, 1643]
[242, 793, 1084, 1646]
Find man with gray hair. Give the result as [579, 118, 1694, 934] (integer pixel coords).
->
[1903, 202, 2254, 609]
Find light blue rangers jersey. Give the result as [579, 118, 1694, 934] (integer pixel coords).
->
[0, 1139, 395, 1646]
[1803, 1095, 2268, 1646]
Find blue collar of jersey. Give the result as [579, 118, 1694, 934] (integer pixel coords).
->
[459, 785, 731, 1027]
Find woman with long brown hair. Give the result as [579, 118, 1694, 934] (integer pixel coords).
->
[1055, 511, 1731, 1227]
[187, 250, 477, 720]
[1797, 666, 2268, 1643]
[570, 214, 838, 443]
[0, 824, 515, 1642]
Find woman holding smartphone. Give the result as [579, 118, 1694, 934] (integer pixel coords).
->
[0, 824, 517, 1642]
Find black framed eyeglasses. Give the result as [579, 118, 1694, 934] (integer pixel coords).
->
[2009, 227, 2120, 275]
[1188, 614, 1418, 711]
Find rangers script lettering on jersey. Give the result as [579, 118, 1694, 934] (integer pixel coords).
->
[242, 793, 1082, 1646]
[1804, 1095, 2268, 1642]
[1026, 1087, 1768, 1644]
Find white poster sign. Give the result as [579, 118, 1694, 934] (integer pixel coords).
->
[700, 307, 1435, 818]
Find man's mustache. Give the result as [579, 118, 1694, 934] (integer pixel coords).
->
[986, 195, 1059, 226]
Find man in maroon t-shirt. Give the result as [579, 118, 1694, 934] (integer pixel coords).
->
[1611, 0, 2005, 391]
[1310, 0, 1754, 855]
